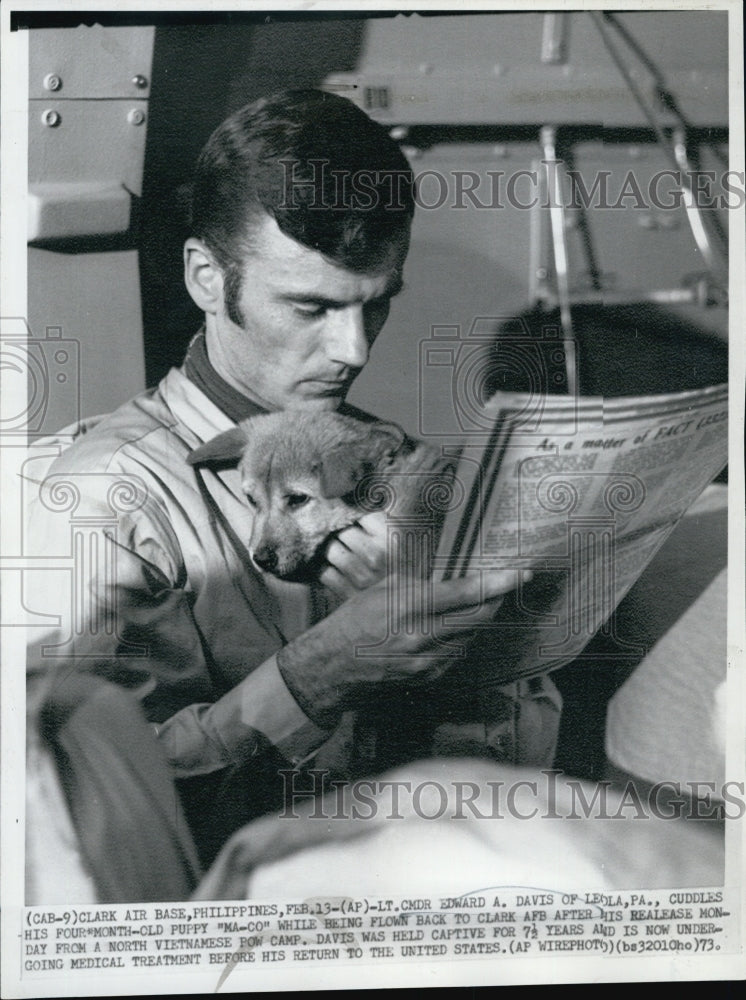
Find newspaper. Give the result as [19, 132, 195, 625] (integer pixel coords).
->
[1, 1, 744, 997]
[435, 383, 729, 682]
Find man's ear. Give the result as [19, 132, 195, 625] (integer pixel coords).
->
[184, 238, 224, 315]
[187, 425, 249, 466]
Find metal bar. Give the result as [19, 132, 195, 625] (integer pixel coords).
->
[588, 10, 727, 278]
[541, 12, 571, 65]
[535, 286, 712, 308]
[540, 126, 577, 397]
[672, 128, 718, 273]
[528, 159, 545, 308]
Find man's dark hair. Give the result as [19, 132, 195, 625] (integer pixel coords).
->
[191, 89, 415, 325]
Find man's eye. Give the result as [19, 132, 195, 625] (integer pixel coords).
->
[244, 492, 257, 507]
[295, 305, 326, 319]
[286, 493, 310, 509]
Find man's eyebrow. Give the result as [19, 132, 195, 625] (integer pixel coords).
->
[279, 278, 405, 308]
[279, 293, 351, 308]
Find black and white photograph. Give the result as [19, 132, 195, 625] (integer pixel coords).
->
[1, 1, 744, 994]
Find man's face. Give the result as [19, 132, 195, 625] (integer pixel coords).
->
[205, 214, 409, 412]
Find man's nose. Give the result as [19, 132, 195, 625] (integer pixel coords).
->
[325, 305, 369, 369]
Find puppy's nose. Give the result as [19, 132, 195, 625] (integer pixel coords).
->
[253, 547, 279, 574]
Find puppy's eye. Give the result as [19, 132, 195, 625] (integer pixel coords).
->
[244, 492, 257, 507]
[286, 493, 310, 509]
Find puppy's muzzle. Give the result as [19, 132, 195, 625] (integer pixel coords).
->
[252, 546, 280, 575]
[252, 542, 328, 583]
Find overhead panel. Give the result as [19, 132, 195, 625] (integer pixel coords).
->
[27, 24, 154, 432]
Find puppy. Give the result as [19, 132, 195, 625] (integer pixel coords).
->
[188, 410, 453, 582]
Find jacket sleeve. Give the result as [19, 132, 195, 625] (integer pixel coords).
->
[24, 466, 332, 781]
[154, 654, 332, 778]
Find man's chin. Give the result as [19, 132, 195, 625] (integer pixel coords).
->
[285, 394, 346, 413]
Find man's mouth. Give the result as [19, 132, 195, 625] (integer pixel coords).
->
[302, 377, 353, 394]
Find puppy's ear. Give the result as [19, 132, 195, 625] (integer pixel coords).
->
[367, 421, 407, 464]
[187, 426, 249, 466]
[318, 447, 371, 499]
[318, 422, 407, 498]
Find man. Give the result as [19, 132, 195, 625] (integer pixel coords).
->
[26, 91, 560, 863]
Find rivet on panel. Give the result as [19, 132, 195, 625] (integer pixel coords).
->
[43, 73, 62, 92]
[41, 109, 61, 127]
[127, 108, 146, 126]
[132, 74, 148, 89]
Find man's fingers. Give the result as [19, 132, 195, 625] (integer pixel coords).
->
[318, 562, 358, 600]
[332, 513, 388, 569]
[322, 512, 389, 592]
[324, 538, 380, 590]
[326, 532, 383, 575]
[353, 510, 388, 540]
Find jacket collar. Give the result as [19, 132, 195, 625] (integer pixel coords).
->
[161, 365, 238, 445]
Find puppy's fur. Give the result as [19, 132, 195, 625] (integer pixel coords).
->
[188, 411, 452, 581]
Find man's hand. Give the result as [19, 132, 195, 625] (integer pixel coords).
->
[277, 568, 528, 729]
[318, 511, 389, 598]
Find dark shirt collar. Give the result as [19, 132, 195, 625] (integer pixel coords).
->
[183, 328, 268, 424]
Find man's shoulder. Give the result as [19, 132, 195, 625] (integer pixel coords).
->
[35, 371, 201, 478]
[24, 373, 208, 552]
[35, 388, 172, 475]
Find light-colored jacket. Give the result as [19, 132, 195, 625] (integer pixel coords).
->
[25, 365, 332, 780]
[25, 363, 562, 794]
